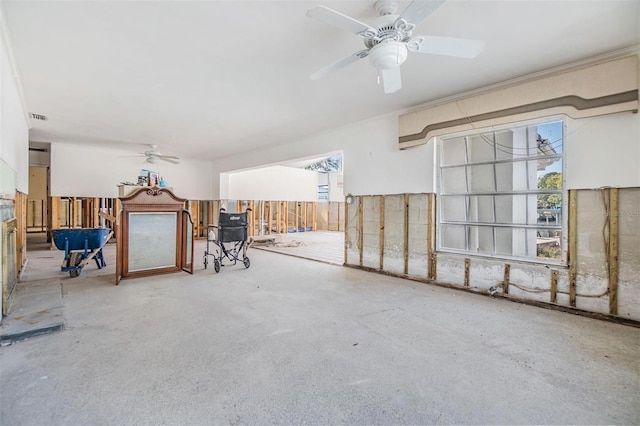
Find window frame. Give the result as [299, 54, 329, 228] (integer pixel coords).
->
[435, 118, 567, 265]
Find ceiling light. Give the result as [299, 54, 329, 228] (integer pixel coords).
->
[368, 41, 408, 70]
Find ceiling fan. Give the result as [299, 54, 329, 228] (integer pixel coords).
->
[306, 0, 485, 94]
[141, 144, 180, 164]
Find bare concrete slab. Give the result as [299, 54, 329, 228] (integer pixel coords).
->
[254, 230, 344, 265]
[1, 242, 638, 425]
[0, 278, 64, 344]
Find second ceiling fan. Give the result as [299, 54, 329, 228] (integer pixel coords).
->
[141, 144, 180, 164]
[307, 0, 484, 94]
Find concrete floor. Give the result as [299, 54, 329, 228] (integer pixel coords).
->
[1, 240, 639, 425]
[252, 231, 344, 265]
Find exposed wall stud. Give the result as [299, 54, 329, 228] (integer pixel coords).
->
[608, 188, 619, 315]
[358, 196, 363, 267]
[569, 190, 578, 307]
[502, 263, 510, 294]
[379, 195, 385, 270]
[312, 202, 317, 231]
[71, 197, 78, 228]
[344, 197, 349, 264]
[427, 193, 436, 280]
[303, 202, 308, 230]
[50, 196, 60, 249]
[550, 269, 558, 303]
[15, 192, 28, 270]
[249, 200, 255, 236]
[284, 201, 289, 233]
[403, 193, 409, 275]
[431, 253, 437, 279]
[464, 258, 470, 287]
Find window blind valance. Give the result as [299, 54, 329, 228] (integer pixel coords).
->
[398, 55, 639, 150]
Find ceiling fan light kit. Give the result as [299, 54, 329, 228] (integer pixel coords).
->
[368, 41, 408, 69]
[307, 0, 484, 94]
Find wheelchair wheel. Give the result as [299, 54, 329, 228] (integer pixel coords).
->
[243, 257, 250, 269]
[203, 254, 208, 269]
[214, 260, 221, 273]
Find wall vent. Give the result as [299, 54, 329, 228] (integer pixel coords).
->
[29, 113, 47, 121]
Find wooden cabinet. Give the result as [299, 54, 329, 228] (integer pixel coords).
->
[115, 187, 194, 284]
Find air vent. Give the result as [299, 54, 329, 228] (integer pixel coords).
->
[29, 113, 48, 121]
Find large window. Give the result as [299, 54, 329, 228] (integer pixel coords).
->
[437, 120, 564, 263]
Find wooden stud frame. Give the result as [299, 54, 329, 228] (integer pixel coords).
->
[403, 193, 409, 275]
[464, 258, 470, 287]
[608, 188, 619, 315]
[502, 263, 510, 294]
[312, 202, 317, 231]
[284, 201, 289, 233]
[379, 195, 385, 271]
[358, 196, 363, 266]
[344, 197, 349, 264]
[427, 193, 436, 280]
[550, 269, 558, 303]
[50, 196, 60, 248]
[249, 200, 255, 236]
[568, 190, 578, 307]
[13, 192, 27, 272]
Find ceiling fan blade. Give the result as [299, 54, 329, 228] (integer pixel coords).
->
[160, 156, 180, 164]
[399, 0, 446, 26]
[380, 67, 402, 94]
[411, 35, 484, 58]
[306, 6, 377, 37]
[310, 49, 369, 80]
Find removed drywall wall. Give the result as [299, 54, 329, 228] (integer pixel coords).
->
[345, 188, 640, 323]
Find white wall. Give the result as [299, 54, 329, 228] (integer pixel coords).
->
[45, 100, 640, 199]
[328, 172, 344, 202]
[566, 112, 640, 189]
[0, 12, 29, 194]
[227, 166, 317, 201]
[50, 142, 214, 199]
[212, 113, 434, 198]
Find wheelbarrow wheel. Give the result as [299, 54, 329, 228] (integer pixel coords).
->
[68, 252, 83, 278]
[214, 260, 221, 273]
[243, 256, 250, 269]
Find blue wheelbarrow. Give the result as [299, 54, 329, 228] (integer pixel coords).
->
[51, 228, 113, 277]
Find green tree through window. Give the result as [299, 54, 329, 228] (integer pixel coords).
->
[537, 172, 562, 209]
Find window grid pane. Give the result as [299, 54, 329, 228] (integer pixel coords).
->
[438, 121, 564, 263]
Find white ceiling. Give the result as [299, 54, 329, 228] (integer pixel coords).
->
[3, 0, 639, 162]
